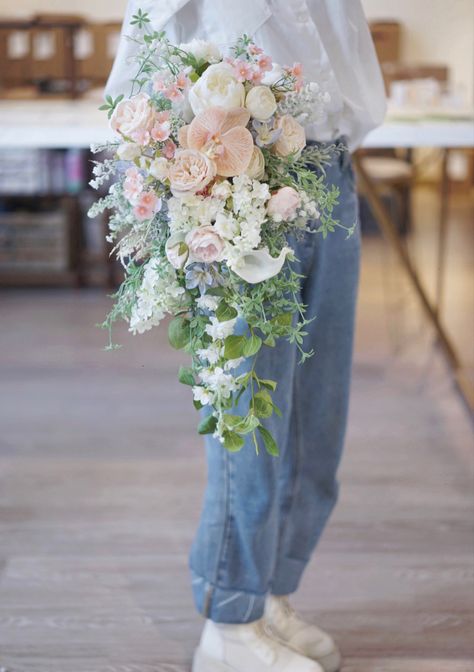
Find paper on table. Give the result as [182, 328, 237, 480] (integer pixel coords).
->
[7, 31, 29, 59]
[74, 29, 94, 60]
[33, 31, 56, 61]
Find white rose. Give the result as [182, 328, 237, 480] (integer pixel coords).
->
[149, 157, 169, 181]
[116, 142, 141, 161]
[245, 146, 266, 180]
[179, 39, 222, 64]
[245, 86, 277, 121]
[188, 63, 245, 116]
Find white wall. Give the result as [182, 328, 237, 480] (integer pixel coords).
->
[362, 0, 474, 103]
[0, 0, 472, 102]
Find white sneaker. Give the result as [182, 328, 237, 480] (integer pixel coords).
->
[192, 618, 324, 672]
[265, 596, 342, 672]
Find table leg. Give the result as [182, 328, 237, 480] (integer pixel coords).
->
[435, 148, 450, 317]
[353, 153, 474, 413]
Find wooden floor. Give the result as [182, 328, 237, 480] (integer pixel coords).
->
[0, 190, 473, 671]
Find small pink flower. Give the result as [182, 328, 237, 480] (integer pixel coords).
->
[257, 55, 272, 72]
[133, 190, 161, 221]
[164, 84, 184, 102]
[157, 111, 170, 123]
[291, 62, 303, 78]
[248, 44, 263, 56]
[152, 74, 168, 93]
[163, 140, 177, 159]
[123, 168, 144, 204]
[233, 60, 253, 83]
[176, 71, 191, 90]
[251, 68, 263, 85]
[151, 121, 171, 142]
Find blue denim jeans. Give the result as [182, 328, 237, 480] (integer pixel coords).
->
[190, 139, 360, 623]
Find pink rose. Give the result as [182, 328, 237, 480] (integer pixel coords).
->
[185, 226, 225, 263]
[273, 115, 306, 158]
[110, 93, 155, 144]
[267, 186, 301, 222]
[133, 190, 161, 221]
[168, 149, 216, 197]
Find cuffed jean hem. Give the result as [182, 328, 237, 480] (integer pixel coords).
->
[270, 556, 307, 596]
[191, 570, 266, 624]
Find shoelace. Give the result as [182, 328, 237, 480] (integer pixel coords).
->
[244, 620, 279, 665]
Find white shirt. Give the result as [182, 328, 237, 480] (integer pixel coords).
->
[106, 0, 386, 151]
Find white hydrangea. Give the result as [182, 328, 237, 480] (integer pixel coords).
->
[192, 386, 215, 406]
[129, 258, 186, 334]
[200, 367, 237, 398]
[196, 294, 220, 311]
[196, 342, 222, 365]
[205, 317, 236, 341]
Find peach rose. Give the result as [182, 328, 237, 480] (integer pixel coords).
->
[186, 226, 225, 263]
[110, 93, 155, 143]
[273, 115, 306, 158]
[245, 146, 266, 180]
[168, 149, 216, 197]
[267, 186, 301, 221]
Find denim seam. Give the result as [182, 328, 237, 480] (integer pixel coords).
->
[217, 453, 235, 582]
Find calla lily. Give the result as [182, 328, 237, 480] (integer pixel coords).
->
[232, 246, 292, 284]
[186, 106, 254, 177]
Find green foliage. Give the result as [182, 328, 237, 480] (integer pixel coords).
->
[198, 414, 218, 435]
[168, 317, 191, 350]
[99, 94, 124, 119]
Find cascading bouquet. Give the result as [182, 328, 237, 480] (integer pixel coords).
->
[89, 9, 352, 455]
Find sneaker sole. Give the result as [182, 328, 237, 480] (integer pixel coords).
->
[315, 650, 342, 672]
[192, 648, 237, 672]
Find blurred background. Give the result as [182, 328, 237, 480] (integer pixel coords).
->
[0, 1, 473, 671]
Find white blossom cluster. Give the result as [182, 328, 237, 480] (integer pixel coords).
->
[129, 257, 187, 334]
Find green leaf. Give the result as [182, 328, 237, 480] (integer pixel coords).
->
[243, 333, 262, 358]
[258, 378, 277, 391]
[216, 302, 238, 322]
[198, 414, 217, 435]
[223, 430, 245, 452]
[263, 335, 276, 347]
[224, 335, 246, 359]
[272, 312, 293, 327]
[193, 399, 203, 411]
[253, 390, 273, 418]
[258, 425, 279, 456]
[168, 316, 191, 350]
[224, 414, 260, 435]
[178, 366, 195, 386]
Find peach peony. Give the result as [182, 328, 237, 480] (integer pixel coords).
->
[187, 107, 254, 177]
[186, 226, 225, 263]
[267, 186, 301, 221]
[110, 93, 155, 143]
[272, 115, 306, 158]
[168, 149, 216, 197]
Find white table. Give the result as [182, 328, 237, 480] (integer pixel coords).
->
[0, 100, 473, 408]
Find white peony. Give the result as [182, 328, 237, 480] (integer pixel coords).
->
[245, 86, 277, 121]
[188, 63, 245, 116]
[261, 63, 284, 86]
[179, 39, 222, 64]
[117, 142, 141, 161]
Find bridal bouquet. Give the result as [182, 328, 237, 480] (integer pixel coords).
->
[90, 9, 350, 455]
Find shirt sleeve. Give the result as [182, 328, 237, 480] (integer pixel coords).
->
[308, 0, 386, 150]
